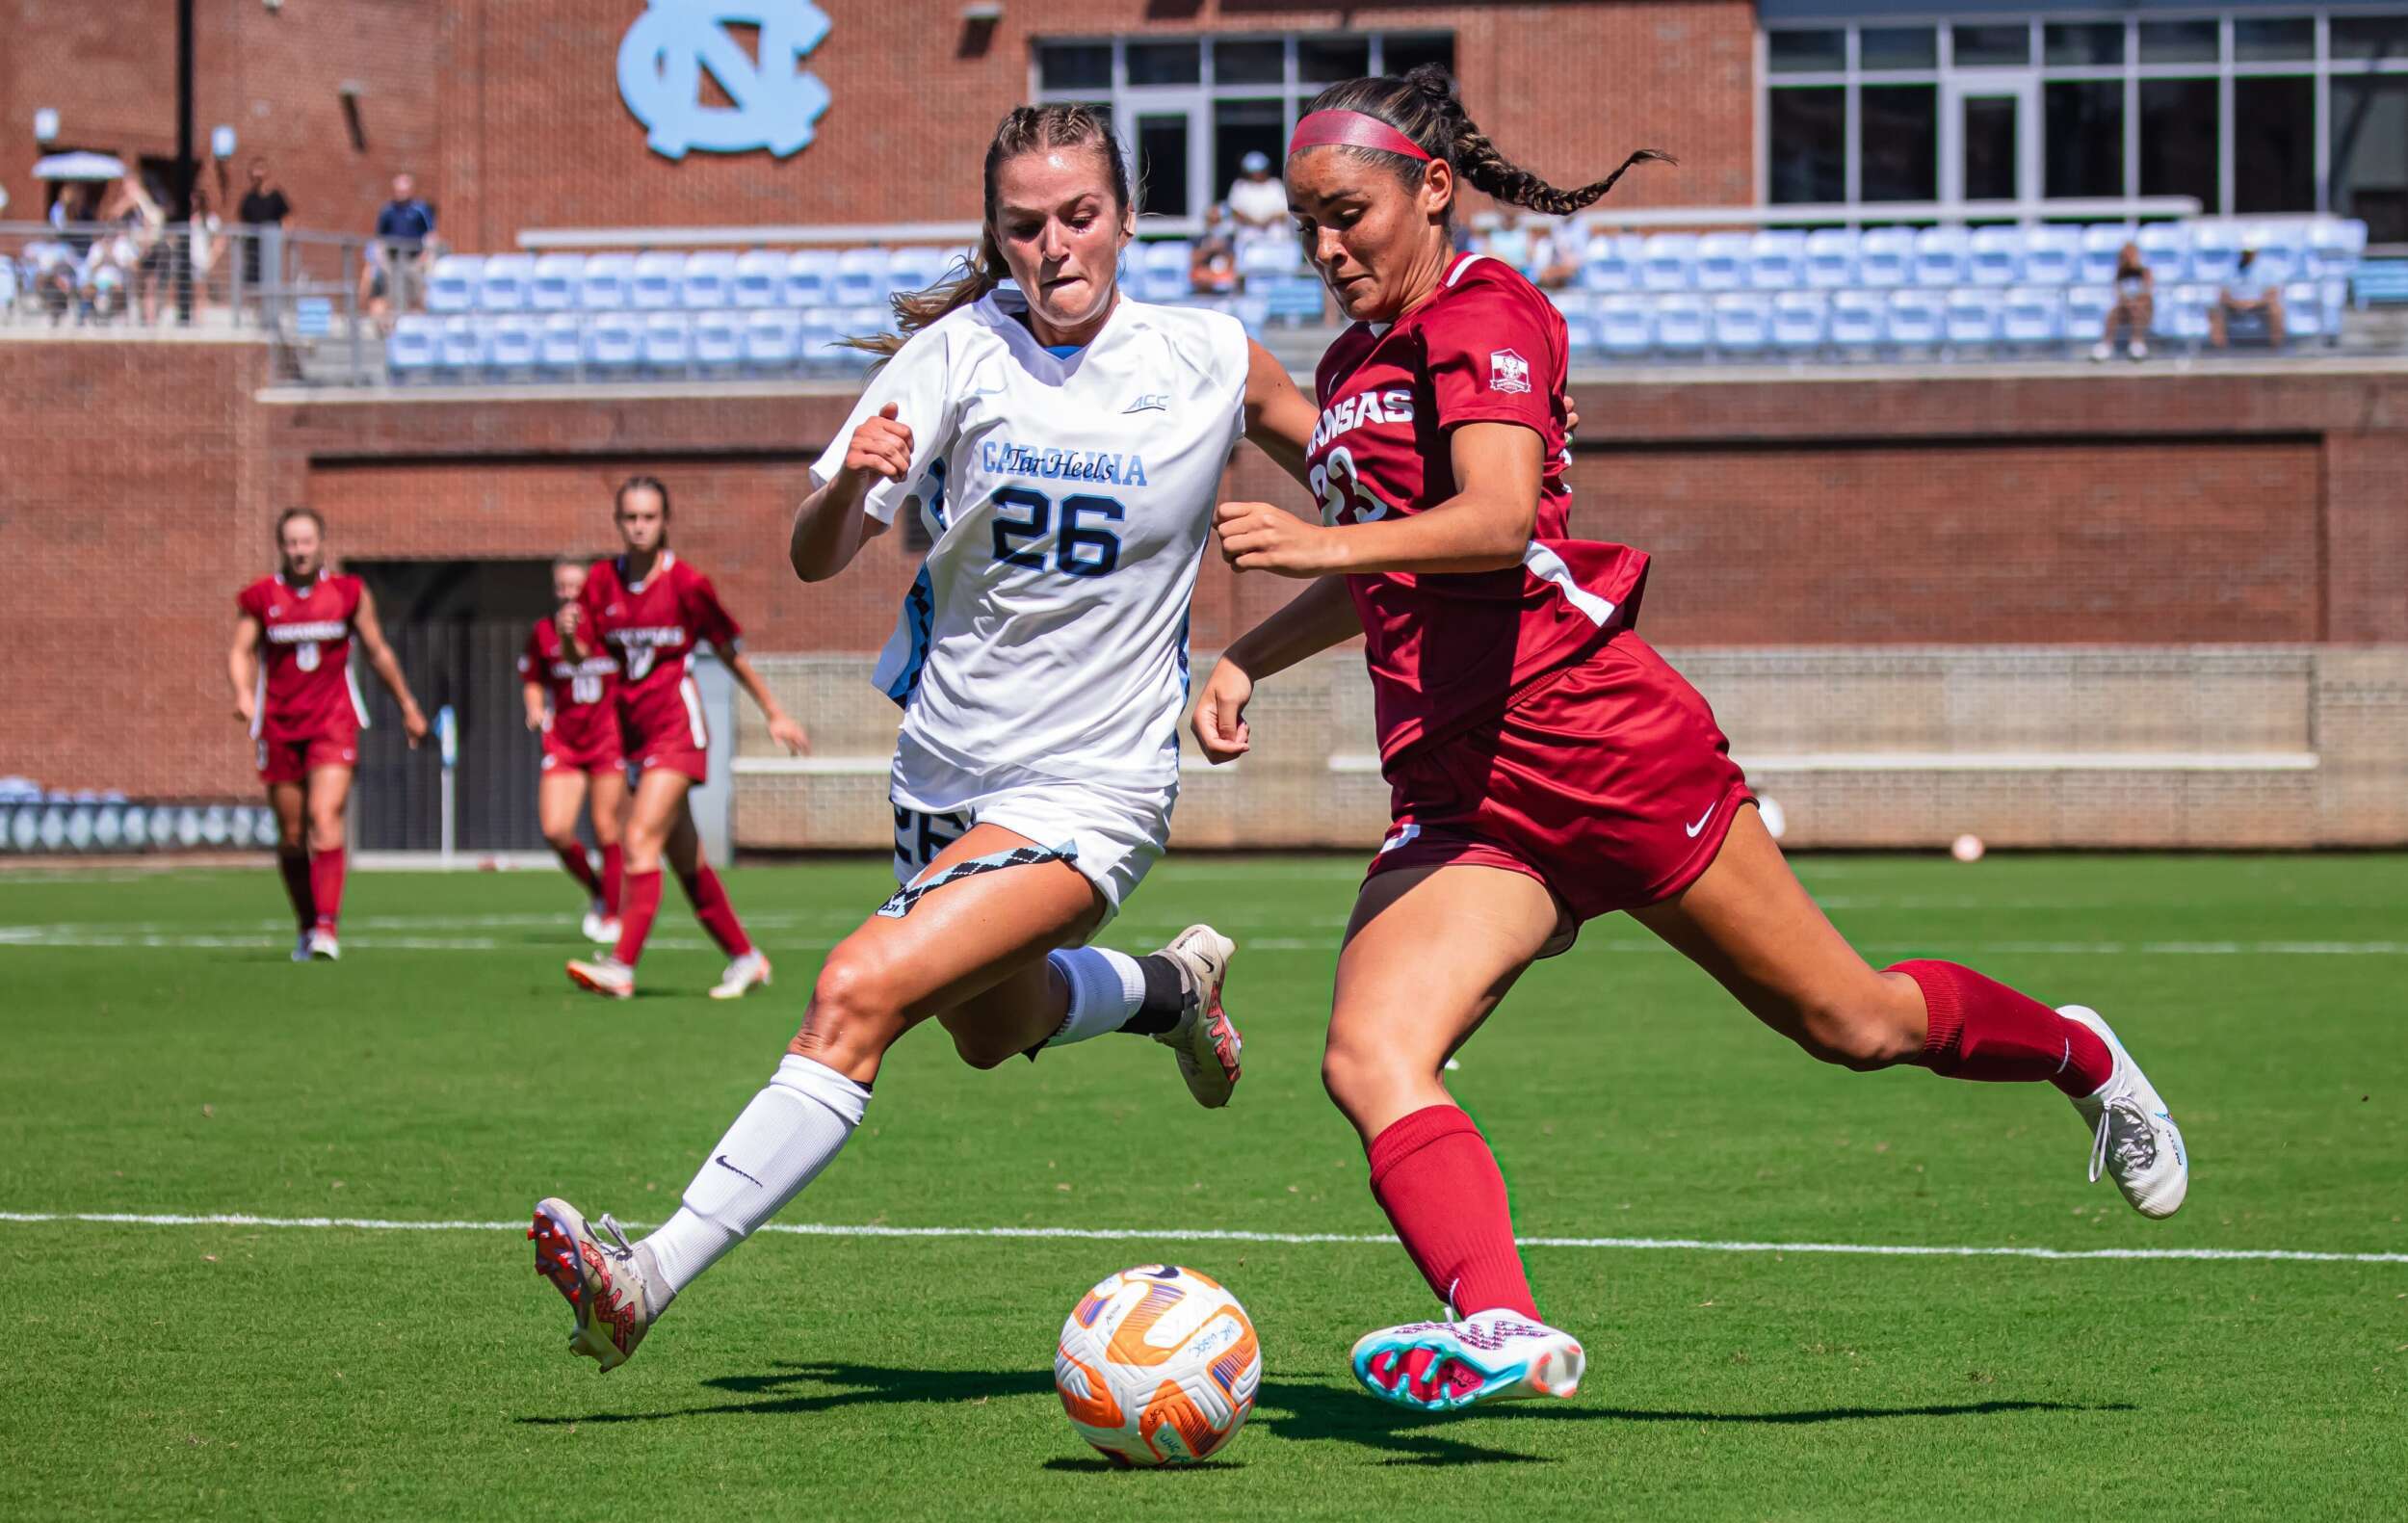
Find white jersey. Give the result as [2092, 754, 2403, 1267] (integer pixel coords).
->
[809, 288, 1250, 812]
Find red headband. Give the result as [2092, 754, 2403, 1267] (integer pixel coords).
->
[1287, 110, 1434, 163]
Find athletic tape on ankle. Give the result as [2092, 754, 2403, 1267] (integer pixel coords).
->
[875, 841, 1078, 919]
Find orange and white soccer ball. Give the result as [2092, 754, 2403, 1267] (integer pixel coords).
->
[1054, 1265, 1262, 1466]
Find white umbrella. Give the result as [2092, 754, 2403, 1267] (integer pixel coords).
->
[33, 151, 126, 182]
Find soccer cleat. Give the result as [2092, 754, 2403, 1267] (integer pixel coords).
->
[566, 956, 634, 999]
[1152, 925, 1242, 1109]
[2089, 341, 2111, 363]
[580, 902, 614, 944]
[291, 931, 313, 963]
[1350, 1310, 1586, 1413]
[306, 929, 341, 961]
[528, 1196, 660, 1373]
[2060, 1005, 2188, 1219]
[708, 949, 772, 1001]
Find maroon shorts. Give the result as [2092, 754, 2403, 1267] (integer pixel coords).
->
[1366, 632, 1752, 949]
[540, 727, 626, 775]
[256, 728, 359, 785]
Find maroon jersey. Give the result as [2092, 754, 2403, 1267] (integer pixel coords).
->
[519, 616, 621, 755]
[238, 572, 368, 743]
[578, 551, 740, 753]
[1309, 252, 1650, 764]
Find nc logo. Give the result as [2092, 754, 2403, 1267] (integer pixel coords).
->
[617, 1, 833, 161]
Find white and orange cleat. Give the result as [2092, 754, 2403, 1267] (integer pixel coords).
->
[566, 955, 634, 999]
[1350, 1310, 1586, 1413]
[708, 949, 772, 1001]
[306, 929, 341, 961]
[1153, 925, 1241, 1108]
[529, 1196, 662, 1373]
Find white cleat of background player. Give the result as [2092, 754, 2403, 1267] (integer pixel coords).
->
[580, 900, 618, 945]
[565, 954, 634, 1000]
[306, 929, 340, 961]
[709, 949, 772, 1001]
[2060, 1005, 2188, 1218]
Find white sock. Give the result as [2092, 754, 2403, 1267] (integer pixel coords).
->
[641, 1054, 872, 1300]
[1043, 946, 1146, 1047]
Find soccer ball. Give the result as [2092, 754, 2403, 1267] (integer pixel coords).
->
[1054, 1265, 1261, 1466]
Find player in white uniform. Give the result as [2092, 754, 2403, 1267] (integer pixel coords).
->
[526, 104, 1328, 1372]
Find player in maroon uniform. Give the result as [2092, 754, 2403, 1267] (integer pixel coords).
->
[520, 556, 626, 945]
[228, 508, 429, 960]
[1193, 67, 2190, 1413]
[564, 477, 810, 1000]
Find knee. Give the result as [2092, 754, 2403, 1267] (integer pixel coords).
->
[1320, 1032, 1408, 1123]
[276, 825, 305, 853]
[793, 950, 904, 1069]
[305, 813, 345, 853]
[542, 826, 581, 853]
[1789, 989, 1922, 1072]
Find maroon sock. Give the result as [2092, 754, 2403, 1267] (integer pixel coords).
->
[1367, 1104, 1539, 1320]
[307, 846, 347, 934]
[553, 840, 602, 898]
[276, 848, 316, 931]
[599, 843, 624, 916]
[614, 869, 662, 966]
[1892, 958, 2113, 1096]
[677, 864, 752, 957]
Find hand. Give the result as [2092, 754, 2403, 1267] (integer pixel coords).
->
[234, 694, 255, 727]
[524, 706, 544, 733]
[1189, 659, 1253, 765]
[401, 703, 431, 748]
[1214, 501, 1340, 578]
[556, 601, 581, 639]
[843, 403, 913, 486]
[1564, 400, 1581, 443]
[767, 715, 811, 756]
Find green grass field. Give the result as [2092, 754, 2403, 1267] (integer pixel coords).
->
[3, 853, 2403, 1520]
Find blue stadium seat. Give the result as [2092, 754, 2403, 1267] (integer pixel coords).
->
[2020, 226, 2080, 286]
[2156, 284, 2213, 342]
[830, 306, 889, 368]
[425, 255, 479, 314]
[797, 307, 845, 367]
[2001, 286, 2061, 344]
[1694, 233, 1749, 291]
[1237, 236, 1301, 282]
[1265, 276, 1326, 324]
[782, 249, 837, 308]
[1639, 233, 1698, 292]
[1139, 241, 1193, 302]
[1944, 288, 2002, 346]
[2309, 219, 2367, 279]
[1857, 227, 1913, 287]
[2282, 281, 2328, 342]
[2241, 224, 2305, 284]
[1709, 292, 1771, 352]
[1967, 228, 2023, 286]
[2189, 223, 2245, 286]
[1770, 290, 1826, 349]
[537, 314, 584, 370]
[639, 311, 691, 370]
[434, 315, 482, 370]
[1655, 293, 1709, 352]
[1828, 289, 1884, 347]
[1747, 230, 1806, 290]
[2078, 224, 2133, 285]
[386, 314, 438, 378]
[690, 309, 743, 367]
[741, 309, 801, 367]
[886, 247, 954, 296]
[583, 311, 641, 370]
[485, 314, 540, 369]
[530, 253, 583, 312]
[1595, 294, 1652, 354]
[730, 250, 785, 308]
[479, 253, 537, 313]
[2065, 285, 2114, 339]
[1578, 233, 1640, 293]
[2135, 223, 2190, 282]
[1913, 227, 1970, 286]
[1803, 228, 1857, 288]
[629, 252, 683, 310]
[579, 253, 634, 310]
[1886, 288, 1946, 346]
[1228, 293, 1270, 336]
[681, 251, 738, 309]
[833, 249, 888, 307]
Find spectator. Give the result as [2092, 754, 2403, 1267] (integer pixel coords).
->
[2211, 245, 2285, 351]
[28, 238, 78, 324]
[112, 174, 170, 325]
[237, 158, 292, 302]
[1225, 149, 1286, 232]
[1524, 214, 1581, 290]
[187, 179, 224, 315]
[2092, 241, 2152, 363]
[1190, 202, 1238, 295]
[361, 171, 436, 333]
[1472, 211, 1529, 270]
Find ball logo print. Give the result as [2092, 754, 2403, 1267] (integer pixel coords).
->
[1054, 1265, 1261, 1466]
[616, 0, 833, 161]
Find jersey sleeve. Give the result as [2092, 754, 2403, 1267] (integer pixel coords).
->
[685, 571, 743, 653]
[806, 324, 959, 524]
[1422, 279, 1557, 436]
[235, 580, 266, 619]
[518, 621, 544, 677]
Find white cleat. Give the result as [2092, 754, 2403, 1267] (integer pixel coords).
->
[291, 931, 313, 963]
[1153, 925, 1242, 1108]
[306, 929, 341, 961]
[709, 949, 772, 1001]
[2060, 1005, 2188, 1219]
[566, 956, 634, 999]
[580, 902, 614, 944]
[1351, 1310, 1586, 1413]
[529, 1196, 663, 1373]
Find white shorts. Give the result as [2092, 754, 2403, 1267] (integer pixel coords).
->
[891, 773, 1175, 932]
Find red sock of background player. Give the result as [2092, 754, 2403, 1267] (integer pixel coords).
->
[1892, 958, 2113, 1096]
[276, 848, 315, 932]
[677, 865, 753, 958]
[614, 869, 662, 966]
[307, 847, 346, 934]
[1367, 1104, 1540, 1321]
[553, 841, 601, 899]
[599, 843, 624, 918]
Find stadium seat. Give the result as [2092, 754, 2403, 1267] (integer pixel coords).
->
[1237, 236, 1301, 282]
[1944, 288, 2002, 347]
[1694, 233, 1749, 291]
[629, 252, 684, 310]
[886, 247, 954, 297]
[680, 250, 739, 309]
[530, 253, 583, 312]
[1886, 288, 1946, 347]
[386, 314, 438, 378]
[690, 309, 743, 367]
[1967, 227, 2023, 286]
[833, 248, 888, 307]
[1578, 233, 1640, 293]
[1228, 292, 1270, 335]
[2308, 219, 2368, 279]
[797, 307, 846, 367]
[728, 250, 784, 308]
[2282, 281, 2327, 342]
[1593, 294, 1652, 355]
[2189, 223, 2245, 286]
[2156, 284, 2214, 342]
[741, 309, 801, 367]
[1747, 230, 1807, 290]
[1655, 293, 1708, 352]
[1139, 241, 1193, 303]
[1709, 292, 1771, 352]
[2078, 223, 2133, 285]
[2020, 226, 2080, 286]
[584, 311, 641, 370]
[1264, 276, 1326, 324]
[1770, 290, 1827, 349]
[1857, 227, 1913, 287]
[1828, 289, 1884, 347]
[479, 253, 537, 312]
[434, 315, 482, 370]
[1913, 227, 1971, 287]
[782, 249, 837, 308]
[2242, 224, 2305, 285]
[2134, 223, 2190, 282]
[2000, 286, 2062, 345]
[484, 314, 540, 370]
[640, 311, 691, 370]
[1639, 233, 1698, 292]
[536, 313, 584, 370]
[579, 253, 634, 311]
[2064, 285, 2114, 340]
[1802, 228, 1857, 288]
[830, 306, 889, 368]
[425, 254, 479, 314]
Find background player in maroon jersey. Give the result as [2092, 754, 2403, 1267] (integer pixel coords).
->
[228, 508, 429, 960]
[1193, 66, 2189, 1414]
[520, 555, 626, 945]
[564, 477, 809, 1000]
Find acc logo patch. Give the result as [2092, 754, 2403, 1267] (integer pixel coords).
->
[1488, 348, 1531, 394]
[618, 0, 833, 161]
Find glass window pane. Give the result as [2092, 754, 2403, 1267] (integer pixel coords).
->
[2045, 80, 2124, 198]
[1768, 87, 1845, 203]
[2332, 78, 2408, 243]
[1125, 41, 1200, 86]
[1860, 27, 1936, 70]
[1952, 24, 2030, 67]
[1036, 41, 1112, 92]
[1214, 39, 1285, 85]
[2332, 16, 2408, 61]
[2233, 19, 2313, 64]
[2044, 22, 2125, 67]
[1214, 98, 1288, 208]
[1767, 30, 1845, 74]
[2138, 21, 2218, 66]
[1862, 85, 1938, 202]
[1135, 115, 1191, 220]
[2235, 77, 2314, 213]
[2140, 78, 2221, 212]
[1298, 37, 1370, 84]
[1962, 95, 2021, 200]
[1379, 34, 1455, 77]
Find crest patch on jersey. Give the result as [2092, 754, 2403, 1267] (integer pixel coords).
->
[1488, 348, 1531, 394]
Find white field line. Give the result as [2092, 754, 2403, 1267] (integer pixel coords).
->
[0, 1210, 2400, 1265]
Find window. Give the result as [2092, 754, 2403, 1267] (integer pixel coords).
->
[1125, 41, 1200, 86]
[1036, 42, 1111, 91]
[2139, 78, 2220, 208]
[1215, 40, 1285, 85]
[1769, 30, 1845, 74]
[1769, 88, 1845, 203]
[2332, 15, 2408, 61]
[1951, 24, 2030, 68]
[2332, 78, 2408, 242]
[1134, 114, 1190, 219]
[1859, 86, 1937, 202]
[2045, 81, 2123, 200]
[2138, 21, 2218, 66]
[1297, 37, 1368, 83]
[2045, 23, 2124, 67]
[1379, 34, 1455, 76]
[2234, 19, 2313, 64]
[1860, 28, 1935, 71]
[2236, 77, 2316, 213]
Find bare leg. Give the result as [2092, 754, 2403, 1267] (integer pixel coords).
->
[268, 780, 312, 932]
